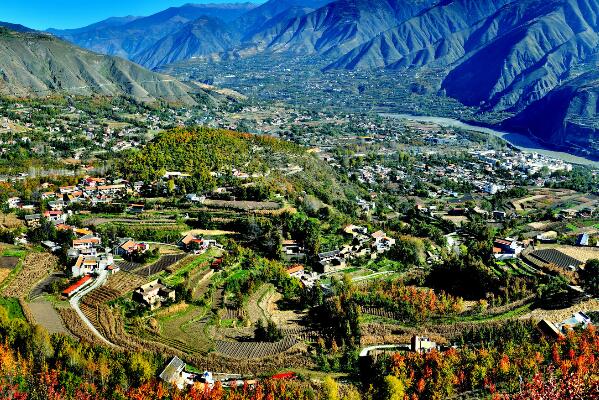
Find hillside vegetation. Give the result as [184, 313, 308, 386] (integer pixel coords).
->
[117, 127, 352, 205]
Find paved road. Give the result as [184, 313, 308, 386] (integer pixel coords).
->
[69, 271, 115, 347]
[359, 344, 410, 357]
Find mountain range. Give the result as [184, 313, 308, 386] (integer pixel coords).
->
[3, 0, 599, 157]
[0, 28, 209, 104]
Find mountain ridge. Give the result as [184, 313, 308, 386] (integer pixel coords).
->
[0, 29, 202, 104]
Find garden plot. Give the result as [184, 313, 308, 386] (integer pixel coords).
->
[555, 245, 599, 264]
[28, 301, 71, 336]
[104, 272, 147, 294]
[0, 256, 20, 285]
[115, 260, 142, 272]
[0, 256, 19, 269]
[134, 254, 187, 277]
[30, 273, 66, 299]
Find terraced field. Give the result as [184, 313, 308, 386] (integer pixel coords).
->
[215, 337, 298, 359]
[104, 272, 147, 294]
[2, 252, 57, 298]
[156, 304, 213, 354]
[135, 254, 187, 277]
[115, 260, 142, 272]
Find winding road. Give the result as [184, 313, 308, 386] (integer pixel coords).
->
[69, 271, 115, 347]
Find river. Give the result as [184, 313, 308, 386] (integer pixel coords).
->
[382, 113, 599, 168]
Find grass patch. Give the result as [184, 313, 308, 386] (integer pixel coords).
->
[565, 223, 578, 231]
[0, 297, 25, 320]
[2, 249, 26, 258]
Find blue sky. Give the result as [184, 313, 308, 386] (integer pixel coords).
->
[1, 1, 261, 30]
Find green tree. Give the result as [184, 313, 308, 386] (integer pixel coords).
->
[383, 375, 405, 400]
[323, 377, 339, 400]
[581, 259, 599, 296]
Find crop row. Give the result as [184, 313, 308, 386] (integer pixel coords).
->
[3, 253, 57, 299]
[135, 254, 187, 277]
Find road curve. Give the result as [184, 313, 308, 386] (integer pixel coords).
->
[69, 271, 116, 347]
[359, 344, 410, 357]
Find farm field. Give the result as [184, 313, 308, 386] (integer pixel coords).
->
[181, 229, 239, 237]
[2, 251, 55, 298]
[214, 337, 299, 359]
[27, 300, 71, 336]
[203, 199, 282, 211]
[155, 303, 213, 354]
[135, 254, 188, 277]
[536, 244, 599, 264]
[163, 248, 222, 286]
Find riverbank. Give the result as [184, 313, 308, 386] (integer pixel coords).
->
[382, 113, 599, 168]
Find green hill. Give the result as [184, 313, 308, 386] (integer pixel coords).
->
[117, 127, 352, 205]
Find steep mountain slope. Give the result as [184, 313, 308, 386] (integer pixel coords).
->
[247, 0, 437, 58]
[48, 3, 257, 59]
[504, 70, 599, 157]
[133, 17, 240, 69]
[0, 29, 198, 104]
[331, 0, 599, 112]
[233, 0, 335, 39]
[110, 1, 338, 69]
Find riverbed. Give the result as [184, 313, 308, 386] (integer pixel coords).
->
[382, 113, 599, 168]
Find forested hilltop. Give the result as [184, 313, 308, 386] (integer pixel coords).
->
[117, 127, 354, 207]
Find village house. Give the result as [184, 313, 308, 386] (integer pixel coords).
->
[286, 264, 305, 278]
[72, 235, 102, 250]
[72, 254, 116, 277]
[113, 238, 149, 257]
[185, 193, 206, 203]
[159, 357, 210, 390]
[128, 203, 145, 214]
[577, 233, 590, 247]
[59, 185, 77, 195]
[62, 275, 93, 298]
[317, 250, 346, 273]
[371, 231, 396, 253]
[133, 280, 176, 310]
[492, 238, 524, 260]
[344, 224, 368, 236]
[41, 191, 56, 200]
[211, 257, 224, 271]
[41, 241, 61, 253]
[48, 200, 66, 211]
[411, 336, 438, 354]
[179, 234, 217, 253]
[7, 197, 20, 209]
[538, 312, 593, 339]
[24, 214, 41, 227]
[43, 210, 68, 224]
[281, 240, 306, 263]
